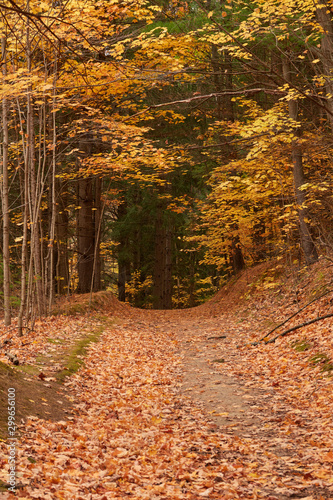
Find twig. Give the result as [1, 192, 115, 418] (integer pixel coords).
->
[0, 325, 32, 337]
[265, 313, 333, 344]
[207, 335, 227, 340]
[254, 287, 333, 344]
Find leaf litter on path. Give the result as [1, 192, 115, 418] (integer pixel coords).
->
[1, 261, 333, 499]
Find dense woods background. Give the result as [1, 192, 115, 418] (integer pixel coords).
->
[1, 0, 333, 326]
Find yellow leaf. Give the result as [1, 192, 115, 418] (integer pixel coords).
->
[248, 472, 260, 479]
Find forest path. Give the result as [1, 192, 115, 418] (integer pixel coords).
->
[136, 305, 333, 500]
[0, 279, 333, 499]
[142, 311, 263, 433]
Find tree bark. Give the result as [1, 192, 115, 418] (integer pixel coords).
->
[1, 36, 11, 326]
[282, 58, 318, 265]
[153, 205, 173, 309]
[55, 182, 69, 295]
[316, 2, 333, 129]
[17, 99, 29, 336]
[48, 70, 57, 311]
[93, 176, 102, 291]
[26, 4, 45, 318]
[230, 235, 245, 273]
[117, 201, 131, 302]
[77, 176, 95, 293]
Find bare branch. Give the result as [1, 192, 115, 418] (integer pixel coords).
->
[266, 313, 333, 344]
[257, 288, 333, 343]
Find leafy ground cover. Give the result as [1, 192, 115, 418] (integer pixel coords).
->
[0, 259, 333, 499]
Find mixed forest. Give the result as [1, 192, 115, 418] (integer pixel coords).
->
[1, 0, 333, 324]
[2, 2, 333, 498]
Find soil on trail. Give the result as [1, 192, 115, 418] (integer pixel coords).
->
[176, 320, 264, 433]
[146, 314, 263, 433]
[0, 306, 114, 439]
[0, 361, 72, 440]
[142, 311, 288, 446]
[142, 263, 282, 435]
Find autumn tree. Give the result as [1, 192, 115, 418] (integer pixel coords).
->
[181, 0, 333, 273]
[3, 0, 333, 319]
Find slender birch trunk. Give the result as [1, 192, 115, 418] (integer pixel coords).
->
[17, 98, 28, 336]
[49, 64, 57, 312]
[26, 3, 45, 319]
[1, 36, 11, 325]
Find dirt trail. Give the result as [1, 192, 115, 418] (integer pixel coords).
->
[136, 300, 333, 500]
[147, 314, 260, 431]
[177, 320, 263, 432]
[143, 311, 281, 440]
[1, 268, 333, 499]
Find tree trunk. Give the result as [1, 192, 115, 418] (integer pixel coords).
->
[55, 183, 69, 295]
[48, 75, 57, 311]
[316, 3, 333, 129]
[230, 235, 245, 273]
[1, 36, 11, 326]
[282, 58, 318, 265]
[117, 202, 131, 302]
[252, 209, 266, 263]
[222, 50, 234, 122]
[153, 206, 173, 309]
[93, 176, 102, 291]
[77, 176, 95, 293]
[26, 5, 45, 319]
[211, 46, 234, 122]
[17, 100, 29, 336]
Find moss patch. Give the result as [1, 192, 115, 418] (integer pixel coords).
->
[291, 339, 312, 352]
[47, 338, 66, 345]
[0, 479, 10, 492]
[56, 327, 104, 383]
[0, 318, 110, 440]
[309, 352, 333, 375]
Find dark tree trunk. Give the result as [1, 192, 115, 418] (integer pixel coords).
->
[93, 176, 102, 291]
[77, 176, 94, 293]
[153, 207, 172, 309]
[55, 179, 69, 295]
[76, 129, 102, 294]
[252, 211, 266, 263]
[230, 236, 245, 273]
[118, 260, 130, 302]
[222, 51, 234, 122]
[117, 202, 131, 302]
[316, 3, 333, 129]
[211, 46, 234, 122]
[291, 140, 318, 264]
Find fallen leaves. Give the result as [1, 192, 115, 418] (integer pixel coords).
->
[0, 316, 275, 499]
[1, 261, 333, 498]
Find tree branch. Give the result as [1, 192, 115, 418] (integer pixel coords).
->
[266, 313, 333, 344]
[254, 287, 333, 345]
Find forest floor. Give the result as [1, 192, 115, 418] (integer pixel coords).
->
[0, 257, 333, 499]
